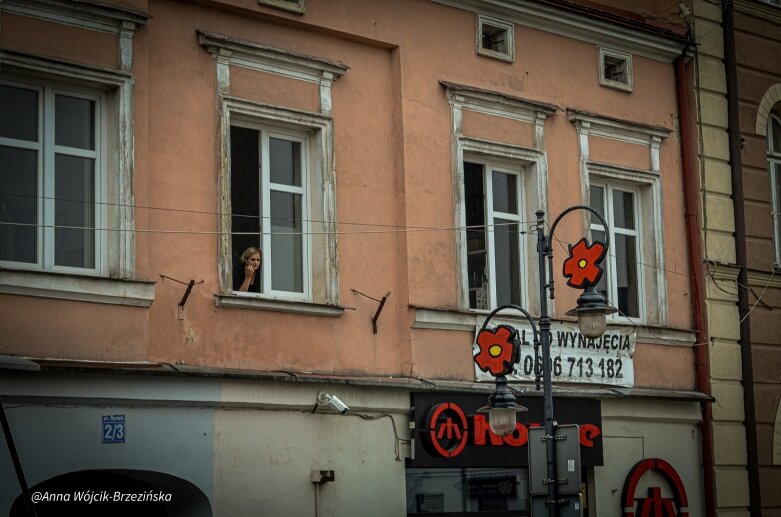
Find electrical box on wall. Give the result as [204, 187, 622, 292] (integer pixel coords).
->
[311, 469, 335, 484]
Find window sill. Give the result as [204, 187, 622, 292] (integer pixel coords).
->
[411, 306, 695, 346]
[214, 293, 344, 317]
[0, 269, 156, 307]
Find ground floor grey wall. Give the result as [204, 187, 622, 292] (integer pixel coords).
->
[0, 372, 410, 517]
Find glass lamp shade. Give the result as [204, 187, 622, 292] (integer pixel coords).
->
[577, 310, 607, 339]
[478, 406, 523, 437]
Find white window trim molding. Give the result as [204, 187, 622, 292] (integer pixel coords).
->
[432, 0, 687, 63]
[0, 0, 148, 72]
[0, 269, 154, 307]
[197, 29, 348, 116]
[768, 112, 781, 268]
[0, 50, 137, 280]
[568, 109, 671, 325]
[216, 96, 340, 308]
[598, 47, 633, 93]
[443, 81, 556, 314]
[476, 13, 515, 63]
[258, 0, 306, 15]
[755, 84, 781, 137]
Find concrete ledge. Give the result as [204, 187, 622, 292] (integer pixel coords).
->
[0, 269, 155, 307]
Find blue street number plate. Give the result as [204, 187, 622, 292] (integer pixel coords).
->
[102, 415, 126, 443]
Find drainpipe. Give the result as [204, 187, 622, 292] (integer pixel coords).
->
[675, 49, 715, 517]
[722, 1, 762, 513]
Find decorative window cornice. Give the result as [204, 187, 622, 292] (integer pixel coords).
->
[197, 30, 348, 116]
[197, 30, 348, 84]
[431, 0, 688, 62]
[567, 109, 671, 146]
[735, 0, 781, 24]
[0, 0, 148, 34]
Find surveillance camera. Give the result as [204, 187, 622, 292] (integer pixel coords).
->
[317, 392, 349, 414]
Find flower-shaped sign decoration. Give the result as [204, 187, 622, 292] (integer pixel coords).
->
[562, 237, 607, 289]
[474, 325, 519, 377]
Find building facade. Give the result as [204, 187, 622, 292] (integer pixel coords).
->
[0, 0, 709, 515]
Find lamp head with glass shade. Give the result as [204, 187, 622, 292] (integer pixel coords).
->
[565, 284, 618, 339]
[473, 323, 528, 436]
[561, 237, 615, 339]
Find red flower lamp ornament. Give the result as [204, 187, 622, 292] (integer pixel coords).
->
[561, 238, 617, 338]
[473, 321, 527, 436]
[562, 238, 606, 289]
[474, 325, 520, 377]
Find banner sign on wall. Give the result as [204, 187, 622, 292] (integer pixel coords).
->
[474, 321, 636, 388]
[409, 393, 603, 468]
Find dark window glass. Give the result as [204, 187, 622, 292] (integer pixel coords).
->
[492, 171, 517, 214]
[0, 85, 38, 142]
[230, 126, 261, 288]
[270, 190, 303, 293]
[55, 95, 94, 150]
[0, 146, 37, 263]
[465, 162, 487, 309]
[54, 154, 94, 268]
[269, 137, 301, 186]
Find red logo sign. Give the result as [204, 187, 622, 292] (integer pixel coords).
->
[424, 402, 601, 459]
[621, 458, 689, 517]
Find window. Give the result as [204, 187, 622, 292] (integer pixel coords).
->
[0, 80, 105, 273]
[599, 48, 633, 92]
[464, 160, 526, 310]
[589, 182, 642, 319]
[230, 123, 309, 298]
[770, 112, 781, 268]
[476, 15, 515, 62]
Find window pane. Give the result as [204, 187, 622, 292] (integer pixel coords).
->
[465, 162, 487, 309]
[269, 137, 301, 186]
[55, 95, 95, 150]
[230, 126, 261, 272]
[494, 219, 521, 306]
[590, 185, 604, 225]
[772, 116, 781, 153]
[612, 190, 635, 230]
[0, 85, 38, 142]
[54, 154, 94, 268]
[0, 146, 37, 263]
[615, 234, 639, 317]
[492, 171, 518, 214]
[270, 190, 303, 293]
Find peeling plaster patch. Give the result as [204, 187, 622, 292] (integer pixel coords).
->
[185, 327, 197, 345]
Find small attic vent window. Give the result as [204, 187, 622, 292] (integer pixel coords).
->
[599, 48, 633, 92]
[477, 15, 514, 62]
[258, 0, 305, 15]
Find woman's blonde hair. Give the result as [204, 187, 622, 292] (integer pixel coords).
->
[240, 246, 261, 264]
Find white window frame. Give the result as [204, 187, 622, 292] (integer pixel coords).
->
[476, 14, 515, 63]
[770, 112, 781, 268]
[464, 157, 527, 310]
[456, 139, 546, 315]
[589, 180, 645, 321]
[230, 121, 312, 301]
[1, 78, 108, 276]
[215, 98, 341, 315]
[598, 47, 633, 93]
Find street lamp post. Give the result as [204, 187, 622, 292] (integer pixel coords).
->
[474, 206, 616, 517]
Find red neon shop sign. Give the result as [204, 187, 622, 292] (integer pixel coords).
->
[425, 401, 602, 459]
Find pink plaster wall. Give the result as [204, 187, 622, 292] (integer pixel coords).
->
[0, 0, 696, 389]
[0, 13, 118, 69]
